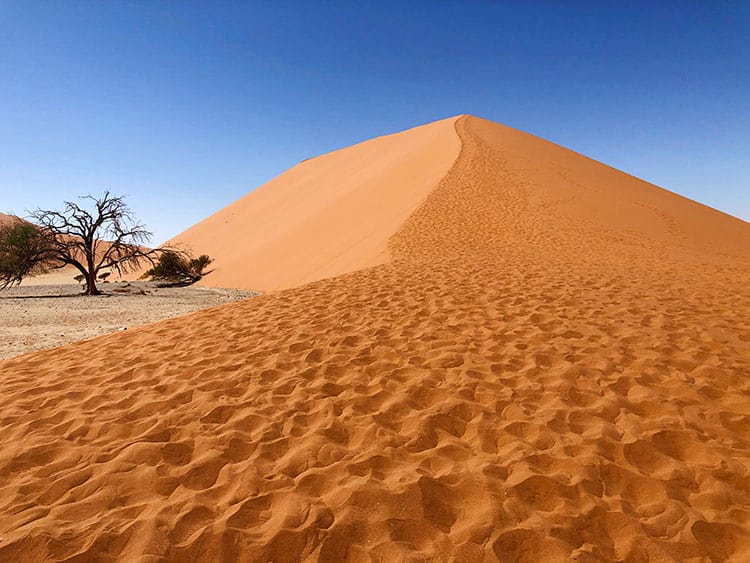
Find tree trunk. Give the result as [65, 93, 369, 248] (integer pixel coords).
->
[84, 251, 101, 295]
[85, 271, 100, 295]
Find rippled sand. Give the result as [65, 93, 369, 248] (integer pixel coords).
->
[0, 116, 748, 561]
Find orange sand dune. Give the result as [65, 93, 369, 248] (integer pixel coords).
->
[0, 212, 27, 227]
[171, 116, 461, 291]
[1, 116, 749, 561]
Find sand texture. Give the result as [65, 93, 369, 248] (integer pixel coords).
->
[0, 116, 749, 561]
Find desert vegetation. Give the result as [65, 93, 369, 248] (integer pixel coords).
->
[0, 218, 51, 289]
[145, 251, 213, 286]
[0, 191, 211, 295]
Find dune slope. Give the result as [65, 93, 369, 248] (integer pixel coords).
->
[170, 116, 461, 292]
[0, 116, 749, 561]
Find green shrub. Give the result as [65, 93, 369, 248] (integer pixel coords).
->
[145, 251, 213, 285]
[0, 220, 53, 289]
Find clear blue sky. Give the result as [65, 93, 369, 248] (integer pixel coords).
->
[1, 1, 748, 243]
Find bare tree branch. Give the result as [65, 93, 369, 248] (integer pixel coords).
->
[2, 191, 164, 295]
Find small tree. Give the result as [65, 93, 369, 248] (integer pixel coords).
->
[0, 191, 161, 295]
[0, 218, 52, 289]
[145, 251, 213, 285]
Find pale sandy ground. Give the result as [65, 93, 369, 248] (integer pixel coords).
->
[0, 281, 257, 360]
[0, 116, 749, 561]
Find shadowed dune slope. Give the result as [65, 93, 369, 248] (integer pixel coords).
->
[1, 116, 749, 561]
[170, 116, 461, 292]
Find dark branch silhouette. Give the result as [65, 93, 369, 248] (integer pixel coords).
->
[1, 191, 164, 295]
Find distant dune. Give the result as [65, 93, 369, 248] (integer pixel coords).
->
[0, 116, 748, 561]
[0, 212, 20, 225]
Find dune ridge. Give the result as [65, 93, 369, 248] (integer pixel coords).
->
[0, 116, 749, 561]
[169, 116, 462, 292]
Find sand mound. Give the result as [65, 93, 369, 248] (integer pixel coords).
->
[170, 116, 461, 291]
[1, 116, 749, 561]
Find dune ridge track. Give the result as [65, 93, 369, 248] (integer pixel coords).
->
[167, 115, 462, 292]
[1, 115, 750, 561]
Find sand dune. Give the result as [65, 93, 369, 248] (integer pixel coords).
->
[0, 212, 31, 230]
[0, 115, 749, 561]
[170, 116, 461, 292]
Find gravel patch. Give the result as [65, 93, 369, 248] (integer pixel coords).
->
[0, 281, 259, 360]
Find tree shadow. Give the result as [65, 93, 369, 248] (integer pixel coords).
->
[0, 294, 87, 300]
[0, 289, 130, 299]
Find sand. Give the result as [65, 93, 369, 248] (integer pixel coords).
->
[0, 281, 258, 360]
[168, 116, 461, 292]
[0, 115, 749, 561]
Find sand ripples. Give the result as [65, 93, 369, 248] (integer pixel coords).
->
[0, 116, 749, 561]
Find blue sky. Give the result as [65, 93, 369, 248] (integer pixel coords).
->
[1, 1, 748, 243]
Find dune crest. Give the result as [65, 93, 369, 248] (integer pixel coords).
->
[171, 116, 462, 292]
[1, 116, 749, 561]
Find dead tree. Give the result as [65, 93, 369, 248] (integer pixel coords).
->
[1, 191, 162, 295]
